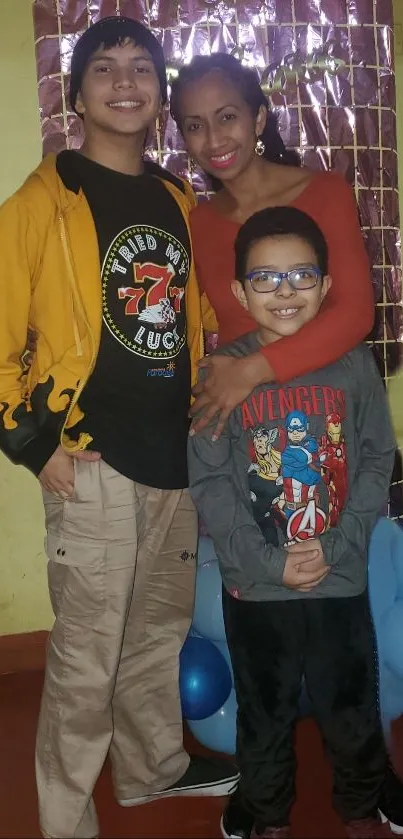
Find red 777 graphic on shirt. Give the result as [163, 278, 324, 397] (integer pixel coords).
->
[118, 262, 183, 315]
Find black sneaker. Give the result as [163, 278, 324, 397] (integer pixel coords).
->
[378, 761, 403, 835]
[119, 754, 239, 807]
[220, 789, 254, 839]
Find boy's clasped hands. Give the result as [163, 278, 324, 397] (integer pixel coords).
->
[282, 538, 330, 592]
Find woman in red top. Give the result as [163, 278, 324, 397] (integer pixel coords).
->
[170, 53, 403, 839]
[170, 53, 374, 440]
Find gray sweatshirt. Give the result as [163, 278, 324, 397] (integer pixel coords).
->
[188, 332, 396, 601]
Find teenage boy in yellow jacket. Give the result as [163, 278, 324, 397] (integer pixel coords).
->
[0, 17, 237, 839]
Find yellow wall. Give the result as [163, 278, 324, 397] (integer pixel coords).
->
[0, 0, 52, 634]
[0, 2, 402, 636]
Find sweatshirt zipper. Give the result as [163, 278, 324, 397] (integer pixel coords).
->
[58, 213, 97, 443]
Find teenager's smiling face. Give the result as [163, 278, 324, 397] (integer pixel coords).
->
[178, 69, 266, 181]
[75, 39, 161, 137]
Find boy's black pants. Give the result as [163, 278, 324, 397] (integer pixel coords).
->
[222, 588, 386, 828]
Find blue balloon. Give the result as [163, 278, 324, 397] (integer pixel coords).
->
[369, 518, 399, 623]
[197, 535, 219, 567]
[395, 558, 403, 599]
[188, 689, 237, 755]
[188, 627, 203, 639]
[180, 635, 232, 721]
[213, 640, 233, 681]
[192, 559, 226, 642]
[391, 527, 403, 598]
[382, 601, 403, 677]
[368, 517, 403, 733]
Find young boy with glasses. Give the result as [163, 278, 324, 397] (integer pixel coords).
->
[188, 206, 396, 839]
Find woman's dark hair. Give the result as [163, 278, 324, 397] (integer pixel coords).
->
[170, 52, 300, 188]
[235, 206, 329, 280]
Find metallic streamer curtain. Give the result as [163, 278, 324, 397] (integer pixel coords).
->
[32, 0, 403, 512]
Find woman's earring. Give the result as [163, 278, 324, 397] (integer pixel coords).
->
[255, 137, 265, 156]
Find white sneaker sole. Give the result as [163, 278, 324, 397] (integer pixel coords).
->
[42, 834, 98, 839]
[119, 777, 239, 807]
[379, 810, 403, 835]
[220, 810, 403, 839]
[220, 813, 244, 838]
[221, 812, 403, 839]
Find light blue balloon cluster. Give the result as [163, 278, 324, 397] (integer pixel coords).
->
[179, 537, 237, 754]
[368, 517, 403, 739]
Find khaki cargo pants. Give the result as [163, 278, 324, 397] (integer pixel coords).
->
[36, 459, 197, 839]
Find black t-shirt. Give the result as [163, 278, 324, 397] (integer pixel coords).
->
[57, 150, 191, 489]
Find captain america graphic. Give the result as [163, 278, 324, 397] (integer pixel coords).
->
[281, 411, 322, 519]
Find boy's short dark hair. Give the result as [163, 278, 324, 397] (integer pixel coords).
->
[234, 206, 329, 281]
[70, 16, 168, 115]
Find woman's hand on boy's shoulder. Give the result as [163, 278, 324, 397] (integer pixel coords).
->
[189, 352, 269, 440]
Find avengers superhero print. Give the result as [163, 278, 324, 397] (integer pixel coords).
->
[242, 385, 348, 546]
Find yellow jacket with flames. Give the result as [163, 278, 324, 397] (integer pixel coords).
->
[0, 154, 217, 475]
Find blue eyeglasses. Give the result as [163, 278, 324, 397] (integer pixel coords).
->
[245, 265, 322, 293]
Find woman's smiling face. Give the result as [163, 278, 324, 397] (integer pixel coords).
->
[178, 69, 266, 182]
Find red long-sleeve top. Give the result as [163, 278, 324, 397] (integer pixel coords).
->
[190, 171, 374, 382]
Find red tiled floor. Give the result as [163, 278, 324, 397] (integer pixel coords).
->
[0, 669, 400, 838]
